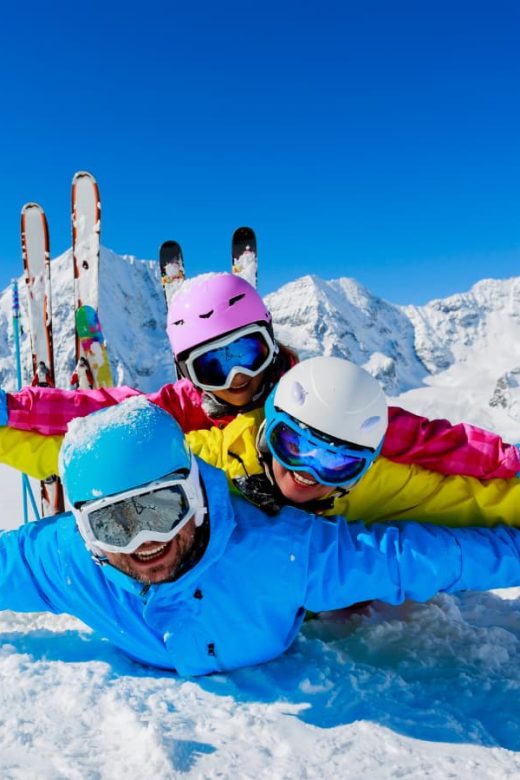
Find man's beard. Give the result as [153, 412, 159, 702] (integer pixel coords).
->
[106, 523, 197, 585]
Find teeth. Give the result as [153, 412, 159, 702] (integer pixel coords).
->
[292, 472, 317, 486]
[134, 542, 168, 560]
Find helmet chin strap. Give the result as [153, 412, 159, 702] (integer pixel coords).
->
[255, 420, 276, 486]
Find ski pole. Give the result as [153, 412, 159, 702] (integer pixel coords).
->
[11, 280, 40, 523]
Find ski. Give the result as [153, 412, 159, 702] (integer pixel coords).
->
[73, 306, 113, 388]
[71, 171, 113, 388]
[160, 240, 185, 308]
[232, 226, 257, 287]
[21, 203, 65, 516]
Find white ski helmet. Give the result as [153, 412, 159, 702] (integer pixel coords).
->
[269, 356, 388, 449]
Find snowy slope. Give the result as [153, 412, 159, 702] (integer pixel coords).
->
[0, 251, 519, 778]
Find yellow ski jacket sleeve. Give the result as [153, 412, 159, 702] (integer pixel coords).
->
[330, 458, 520, 527]
[1, 411, 519, 527]
[0, 411, 265, 483]
[0, 426, 63, 480]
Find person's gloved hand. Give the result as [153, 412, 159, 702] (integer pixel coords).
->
[0, 389, 7, 426]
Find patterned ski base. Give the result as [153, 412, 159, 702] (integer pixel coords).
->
[232, 226, 257, 288]
[75, 305, 113, 388]
[160, 240, 185, 308]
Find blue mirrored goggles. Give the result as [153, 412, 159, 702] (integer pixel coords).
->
[182, 325, 277, 391]
[266, 418, 378, 487]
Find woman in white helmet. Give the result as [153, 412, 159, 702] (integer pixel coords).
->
[223, 356, 520, 529]
[260, 356, 388, 507]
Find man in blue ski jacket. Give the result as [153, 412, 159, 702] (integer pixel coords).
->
[1, 396, 520, 677]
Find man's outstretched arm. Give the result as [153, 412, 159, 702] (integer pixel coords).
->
[303, 515, 520, 612]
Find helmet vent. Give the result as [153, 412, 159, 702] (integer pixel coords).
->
[291, 381, 307, 406]
[229, 293, 245, 306]
[199, 310, 214, 319]
[361, 415, 382, 431]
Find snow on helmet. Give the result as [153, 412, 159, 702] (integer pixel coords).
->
[167, 272, 272, 357]
[59, 396, 192, 506]
[266, 356, 388, 450]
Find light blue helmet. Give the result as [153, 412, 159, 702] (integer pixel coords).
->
[59, 397, 192, 506]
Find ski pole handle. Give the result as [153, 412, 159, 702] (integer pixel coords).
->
[11, 279, 20, 319]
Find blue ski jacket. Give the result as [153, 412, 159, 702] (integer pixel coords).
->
[1, 459, 520, 676]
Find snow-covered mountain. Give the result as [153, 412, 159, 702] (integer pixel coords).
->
[1, 248, 520, 440]
[265, 275, 428, 395]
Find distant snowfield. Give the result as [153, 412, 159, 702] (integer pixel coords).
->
[1, 258, 520, 776]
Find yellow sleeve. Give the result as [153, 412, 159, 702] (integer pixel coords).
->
[0, 427, 63, 480]
[187, 410, 265, 482]
[329, 455, 520, 527]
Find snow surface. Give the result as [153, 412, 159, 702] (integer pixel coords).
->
[0, 251, 519, 777]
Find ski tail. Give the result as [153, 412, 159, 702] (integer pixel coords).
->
[20, 203, 64, 516]
[21, 203, 55, 385]
[71, 171, 113, 388]
[232, 226, 257, 288]
[159, 240, 185, 308]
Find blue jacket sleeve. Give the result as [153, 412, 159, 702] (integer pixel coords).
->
[0, 389, 7, 427]
[303, 518, 520, 612]
[0, 519, 69, 614]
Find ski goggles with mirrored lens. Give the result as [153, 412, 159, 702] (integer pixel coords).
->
[75, 463, 205, 555]
[180, 324, 277, 391]
[265, 414, 379, 487]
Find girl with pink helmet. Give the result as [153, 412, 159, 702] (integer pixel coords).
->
[1, 272, 520, 481]
[166, 273, 296, 412]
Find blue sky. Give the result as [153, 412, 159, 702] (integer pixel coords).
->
[1, 1, 519, 305]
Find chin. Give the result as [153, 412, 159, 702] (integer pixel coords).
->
[279, 482, 308, 504]
[218, 390, 253, 407]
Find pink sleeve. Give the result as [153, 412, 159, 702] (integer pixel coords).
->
[382, 406, 520, 479]
[7, 386, 144, 435]
[144, 380, 212, 432]
[7, 379, 212, 436]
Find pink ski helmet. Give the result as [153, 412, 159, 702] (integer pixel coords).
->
[167, 273, 272, 357]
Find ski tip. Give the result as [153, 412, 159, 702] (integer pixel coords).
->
[160, 240, 183, 253]
[232, 226, 256, 240]
[21, 202, 45, 214]
[72, 170, 98, 184]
